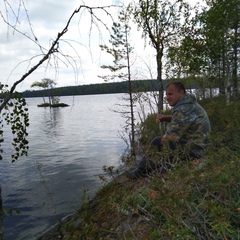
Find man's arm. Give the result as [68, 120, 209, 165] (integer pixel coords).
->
[165, 110, 193, 143]
[156, 114, 172, 123]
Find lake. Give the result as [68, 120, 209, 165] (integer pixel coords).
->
[0, 93, 129, 240]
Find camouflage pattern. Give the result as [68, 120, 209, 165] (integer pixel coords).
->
[165, 93, 211, 158]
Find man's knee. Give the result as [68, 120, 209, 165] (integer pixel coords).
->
[150, 136, 163, 151]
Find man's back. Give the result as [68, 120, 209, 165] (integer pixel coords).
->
[166, 93, 211, 158]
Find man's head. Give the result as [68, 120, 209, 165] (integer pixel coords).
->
[165, 81, 185, 107]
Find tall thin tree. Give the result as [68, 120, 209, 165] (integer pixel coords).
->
[99, 9, 136, 156]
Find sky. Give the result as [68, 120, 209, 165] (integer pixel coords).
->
[0, 0, 203, 92]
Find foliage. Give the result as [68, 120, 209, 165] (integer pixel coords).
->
[61, 96, 240, 239]
[31, 78, 57, 105]
[135, 113, 159, 148]
[202, 0, 240, 97]
[0, 84, 29, 162]
[31, 78, 56, 90]
[99, 8, 133, 82]
[168, 0, 240, 97]
[129, 0, 191, 111]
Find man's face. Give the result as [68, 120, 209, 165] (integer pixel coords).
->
[166, 84, 185, 107]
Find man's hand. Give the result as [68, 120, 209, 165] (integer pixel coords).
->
[156, 114, 172, 123]
[161, 134, 176, 143]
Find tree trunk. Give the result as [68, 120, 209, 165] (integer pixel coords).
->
[126, 28, 135, 157]
[156, 49, 164, 112]
[232, 27, 238, 99]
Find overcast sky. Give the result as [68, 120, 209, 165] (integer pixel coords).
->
[0, 0, 202, 92]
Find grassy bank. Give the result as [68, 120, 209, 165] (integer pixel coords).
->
[40, 96, 240, 240]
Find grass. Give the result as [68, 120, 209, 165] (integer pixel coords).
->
[61, 96, 240, 239]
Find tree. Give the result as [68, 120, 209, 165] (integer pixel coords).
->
[165, 4, 210, 80]
[165, 4, 217, 96]
[203, 0, 240, 98]
[129, 0, 191, 111]
[99, 8, 137, 156]
[170, 0, 240, 98]
[31, 78, 57, 105]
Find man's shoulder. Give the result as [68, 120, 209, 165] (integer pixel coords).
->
[173, 101, 204, 123]
[174, 101, 195, 114]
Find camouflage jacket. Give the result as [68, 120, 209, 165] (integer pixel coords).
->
[165, 93, 211, 158]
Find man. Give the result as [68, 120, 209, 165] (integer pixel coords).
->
[126, 81, 211, 179]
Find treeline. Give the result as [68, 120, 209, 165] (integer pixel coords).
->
[22, 79, 160, 98]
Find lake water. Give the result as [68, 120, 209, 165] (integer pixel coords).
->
[0, 94, 129, 240]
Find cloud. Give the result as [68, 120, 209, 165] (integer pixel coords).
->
[27, 1, 76, 26]
[0, 0, 202, 92]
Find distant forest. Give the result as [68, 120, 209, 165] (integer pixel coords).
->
[22, 79, 162, 98]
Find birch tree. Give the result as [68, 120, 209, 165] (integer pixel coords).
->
[129, 0, 191, 111]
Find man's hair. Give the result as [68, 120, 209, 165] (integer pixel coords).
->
[166, 81, 186, 93]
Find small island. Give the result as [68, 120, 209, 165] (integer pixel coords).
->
[31, 78, 69, 108]
[37, 103, 69, 108]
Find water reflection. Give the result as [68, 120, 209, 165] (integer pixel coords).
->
[41, 108, 62, 137]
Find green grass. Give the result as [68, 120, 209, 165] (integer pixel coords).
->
[63, 96, 240, 239]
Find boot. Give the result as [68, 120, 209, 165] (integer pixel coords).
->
[126, 156, 153, 179]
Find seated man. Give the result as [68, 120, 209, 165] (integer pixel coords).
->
[126, 81, 211, 179]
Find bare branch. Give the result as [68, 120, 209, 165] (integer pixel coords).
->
[0, 4, 118, 112]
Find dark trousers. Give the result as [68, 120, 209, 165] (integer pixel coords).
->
[142, 136, 166, 172]
[128, 136, 193, 179]
[150, 136, 163, 151]
[133, 137, 167, 176]
[149, 136, 199, 162]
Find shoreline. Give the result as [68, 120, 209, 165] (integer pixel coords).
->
[36, 171, 128, 240]
[36, 212, 80, 240]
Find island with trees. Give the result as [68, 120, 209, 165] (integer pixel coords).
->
[31, 78, 69, 108]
